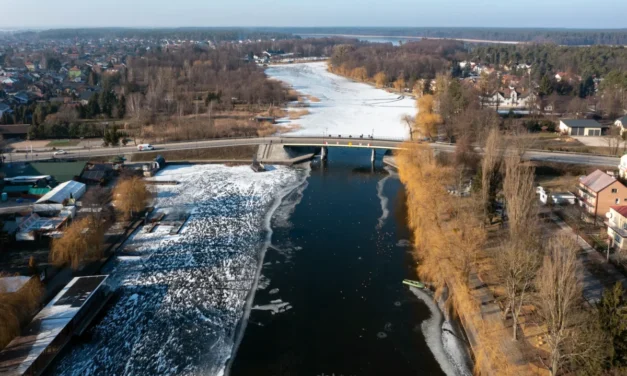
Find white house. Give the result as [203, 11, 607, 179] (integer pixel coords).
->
[559, 119, 604, 136]
[482, 87, 536, 109]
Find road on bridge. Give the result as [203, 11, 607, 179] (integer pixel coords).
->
[4, 136, 620, 167]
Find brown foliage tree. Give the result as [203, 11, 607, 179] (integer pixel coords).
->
[113, 176, 151, 220]
[50, 216, 105, 269]
[393, 77, 406, 94]
[415, 95, 442, 139]
[0, 276, 44, 350]
[374, 72, 388, 88]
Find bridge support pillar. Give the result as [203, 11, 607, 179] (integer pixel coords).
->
[371, 148, 376, 164]
[321, 146, 328, 160]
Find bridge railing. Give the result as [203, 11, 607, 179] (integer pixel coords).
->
[279, 135, 409, 143]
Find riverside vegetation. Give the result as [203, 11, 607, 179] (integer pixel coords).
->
[396, 136, 627, 375]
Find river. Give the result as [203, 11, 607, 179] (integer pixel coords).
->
[230, 149, 470, 376]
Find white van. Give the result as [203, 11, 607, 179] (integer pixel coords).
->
[137, 144, 154, 151]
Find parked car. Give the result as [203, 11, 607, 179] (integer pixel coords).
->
[137, 144, 154, 151]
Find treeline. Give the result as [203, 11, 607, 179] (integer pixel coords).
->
[123, 45, 288, 119]
[278, 27, 627, 46]
[14, 28, 293, 42]
[329, 40, 466, 87]
[246, 37, 353, 58]
[472, 44, 627, 78]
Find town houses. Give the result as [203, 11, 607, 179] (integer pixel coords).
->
[0, 36, 138, 122]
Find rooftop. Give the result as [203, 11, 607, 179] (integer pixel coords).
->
[560, 119, 602, 128]
[580, 169, 619, 193]
[1, 161, 86, 183]
[610, 205, 627, 218]
[36, 180, 85, 205]
[0, 276, 108, 376]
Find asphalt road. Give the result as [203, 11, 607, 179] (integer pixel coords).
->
[5, 136, 621, 167]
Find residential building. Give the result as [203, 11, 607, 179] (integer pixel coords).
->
[482, 87, 536, 109]
[606, 206, 627, 251]
[68, 66, 82, 79]
[559, 119, 604, 136]
[577, 169, 627, 219]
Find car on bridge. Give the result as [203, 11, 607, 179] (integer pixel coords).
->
[137, 144, 155, 151]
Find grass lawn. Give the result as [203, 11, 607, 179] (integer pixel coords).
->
[46, 139, 81, 147]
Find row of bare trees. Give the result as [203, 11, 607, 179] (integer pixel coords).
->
[482, 131, 617, 375]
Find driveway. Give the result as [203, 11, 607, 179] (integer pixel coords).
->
[572, 136, 619, 147]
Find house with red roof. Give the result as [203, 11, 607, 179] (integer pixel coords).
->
[578, 170, 627, 220]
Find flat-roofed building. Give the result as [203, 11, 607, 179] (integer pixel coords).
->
[0, 275, 110, 376]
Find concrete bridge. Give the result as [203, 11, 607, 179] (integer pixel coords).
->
[5, 135, 620, 167]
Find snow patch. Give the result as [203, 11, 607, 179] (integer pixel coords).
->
[266, 62, 415, 139]
[409, 287, 472, 376]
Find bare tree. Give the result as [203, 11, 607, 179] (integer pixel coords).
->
[535, 235, 596, 376]
[604, 126, 625, 156]
[508, 124, 540, 160]
[503, 155, 537, 238]
[567, 97, 589, 118]
[498, 154, 542, 340]
[81, 186, 114, 227]
[497, 238, 540, 340]
[401, 114, 415, 140]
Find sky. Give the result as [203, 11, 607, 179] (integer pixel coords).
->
[4, 0, 627, 29]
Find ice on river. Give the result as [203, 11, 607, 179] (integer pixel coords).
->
[53, 164, 306, 376]
[266, 62, 415, 139]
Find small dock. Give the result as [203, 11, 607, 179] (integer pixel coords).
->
[144, 212, 190, 234]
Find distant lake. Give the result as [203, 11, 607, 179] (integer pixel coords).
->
[298, 33, 422, 46]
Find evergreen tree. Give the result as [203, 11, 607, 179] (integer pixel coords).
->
[87, 94, 100, 118]
[117, 95, 126, 119]
[539, 75, 554, 97]
[598, 283, 627, 368]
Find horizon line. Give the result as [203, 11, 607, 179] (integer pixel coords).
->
[3, 26, 627, 31]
